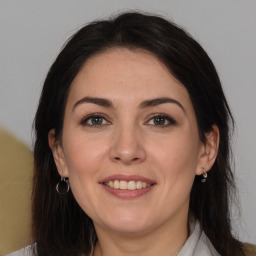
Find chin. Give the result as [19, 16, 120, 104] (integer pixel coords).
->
[96, 210, 154, 234]
[108, 220, 150, 234]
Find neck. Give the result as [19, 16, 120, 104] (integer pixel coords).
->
[93, 211, 189, 256]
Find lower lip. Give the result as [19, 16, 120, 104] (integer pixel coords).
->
[101, 184, 155, 199]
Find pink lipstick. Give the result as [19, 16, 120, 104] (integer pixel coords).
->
[99, 174, 156, 199]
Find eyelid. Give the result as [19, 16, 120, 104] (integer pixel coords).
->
[145, 113, 177, 127]
[79, 113, 111, 126]
[79, 112, 177, 127]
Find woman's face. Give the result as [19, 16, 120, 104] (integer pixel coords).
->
[51, 48, 215, 235]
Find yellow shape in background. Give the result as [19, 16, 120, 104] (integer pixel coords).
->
[0, 127, 33, 256]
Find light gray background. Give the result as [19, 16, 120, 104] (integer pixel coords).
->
[0, 0, 255, 244]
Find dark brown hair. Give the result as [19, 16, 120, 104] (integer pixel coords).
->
[32, 12, 245, 256]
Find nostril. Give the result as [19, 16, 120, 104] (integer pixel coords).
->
[113, 156, 140, 163]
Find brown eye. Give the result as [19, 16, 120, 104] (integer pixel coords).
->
[147, 115, 177, 127]
[153, 116, 167, 125]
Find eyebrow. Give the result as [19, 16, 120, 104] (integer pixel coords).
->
[139, 97, 186, 113]
[73, 97, 113, 111]
[73, 96, 185, 113]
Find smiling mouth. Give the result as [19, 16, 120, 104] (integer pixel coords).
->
[103, 180, 153, 190]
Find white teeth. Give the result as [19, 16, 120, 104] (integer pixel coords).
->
[113, 180, 119, 189]
[128, 181, 136, 190]
[136, 181, 142, 189]
[109, 180, 114, 188]
[105, 180, 152, 190]
[120, 180, 128, 189]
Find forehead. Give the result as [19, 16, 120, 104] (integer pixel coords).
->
[73, 48, 175, 88]
[67, 48, 192, 110]
[71, 48, 186, 95]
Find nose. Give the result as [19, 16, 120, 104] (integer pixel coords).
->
[110, 124, 146, 165]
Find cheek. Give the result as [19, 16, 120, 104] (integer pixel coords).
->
[154, 132, 199, 170]
[61, 136, 109, 215]
[63, 137, 107, 178]
[149, 130, 200, 193]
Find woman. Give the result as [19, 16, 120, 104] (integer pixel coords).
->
[7, 12, 248, 256]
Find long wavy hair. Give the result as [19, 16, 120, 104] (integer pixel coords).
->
[32, 12, 245, 256]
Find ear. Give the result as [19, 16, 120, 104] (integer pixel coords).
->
[196, 124, 220, 175]
[48, 129, 69, 178]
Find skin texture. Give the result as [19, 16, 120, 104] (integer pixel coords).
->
[49, 48, 219, 256]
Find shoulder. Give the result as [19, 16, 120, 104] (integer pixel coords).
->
[178, 220, 220, 256]
[192, 228, 220, 256]
[5, 245, 34, 256]
[244, 243, 256, 256]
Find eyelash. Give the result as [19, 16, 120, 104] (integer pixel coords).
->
[80, 113, 111, 127]
[145, 114, 177, 128]
[79, 113, 177, 128]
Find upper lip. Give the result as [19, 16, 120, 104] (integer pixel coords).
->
[99, 174, 156, 184]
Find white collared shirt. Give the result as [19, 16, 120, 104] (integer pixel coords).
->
[6, 221, 220, 256]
